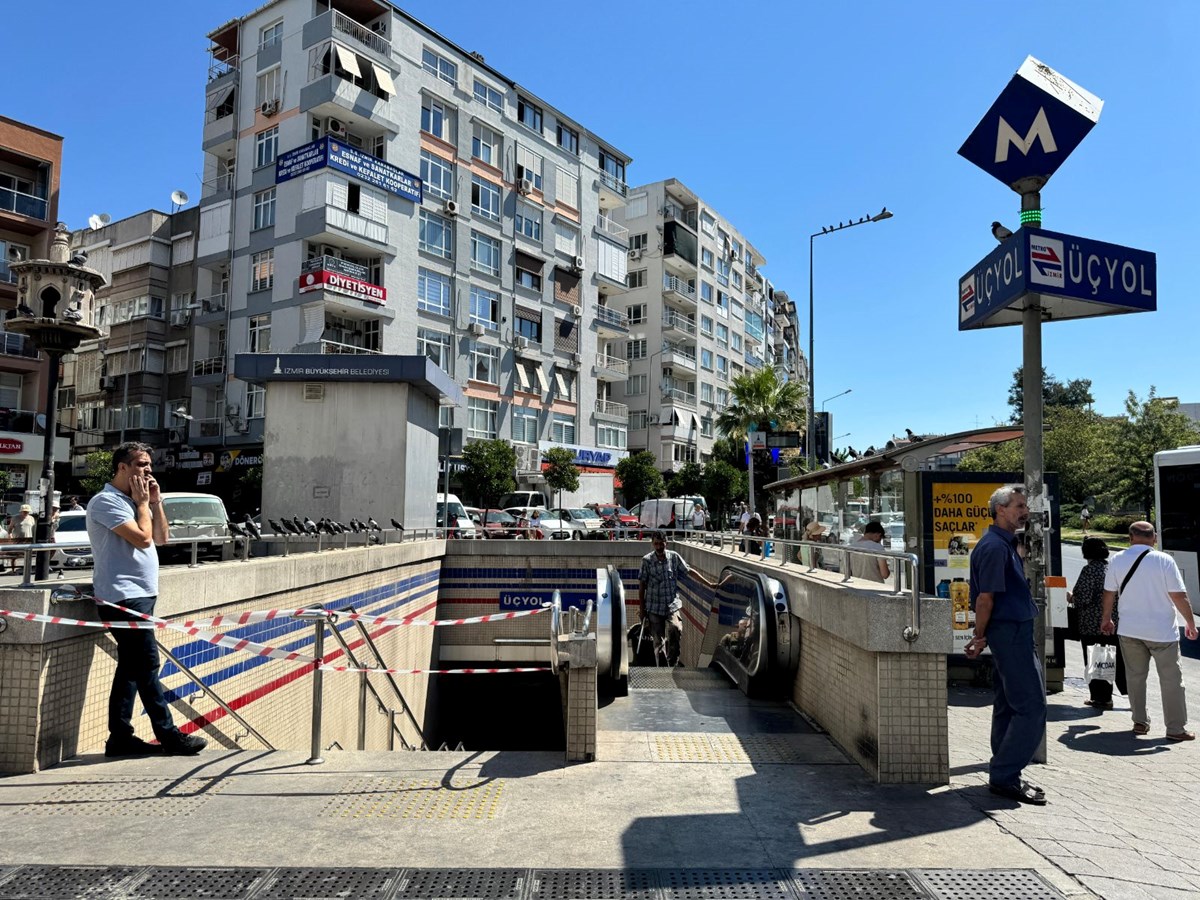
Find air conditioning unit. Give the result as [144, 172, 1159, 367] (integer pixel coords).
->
[443, 199, 459, 216]
[468, 322, 486, 338]
[571, 352, 582, 365]
[571, 304, 583, 317]
[628, 248, 642, 261]
[572, 255, 585, 271]
[168, 428, 184, 444]
[326, 118, 345, 136]
[320, 244, 341, 259]
[647, 414, 659, 425]
[100, 376, 116, 391]
[518, 176, 534, 195]
[260, 99, 280, 117]
[514, 335, 530, 351]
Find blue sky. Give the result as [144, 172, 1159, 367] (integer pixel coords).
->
[7, 1, 1198, 450]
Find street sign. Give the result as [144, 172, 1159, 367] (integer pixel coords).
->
[765, 432, 800, 449]
[959, 227, 1156, 330]
[958, 56, 1103, 191]
[750, 431, 766, 450]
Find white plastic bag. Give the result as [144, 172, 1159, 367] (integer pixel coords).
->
[1086, 644, 1116, 684]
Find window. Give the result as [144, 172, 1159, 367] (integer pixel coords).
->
[248, 314, 271, 352]
[716, 257, 731, 286]
[471, 123, 500, 166]
[473, 79, 503, 113]
[512, 406, 538, 442]
[701, 349, 713, 370]
[629, 410, 648, 431]
[731, 333, 743, 352]
[256, 67, 280, 106]
[551, 412, 576, 443]
[421, 47, 457, 85]
[555, 166, 579, 206]
[515, 202, 542, 241]
[716, 290, 730, 316]
[516, 145, 543, 190]
[517, 97, 543, 133]
[470, 231, 501, 276]
[556, 122, 578, 155]
[596, 424, 626, 450]
[417, 327, 451, 373]
[259, 19, 283, 48]
[467, 397, 498, 440]
[554, 221, 579, 256]
[626, 269, 646, 289]
[731, 299, 744, 320]
[420, 95, 454, 142]
[701, 383, 714, 405]
[246, 384, 266, 419]
[716, 355, 728, 376]
[470, 342, 499, 384]
[0, 240, 29, 284]
[717, 388, 728, 407]
[167, 344, 189, 373]
[251, 249, 274, 291]
[629, 233, 648, 251]
[515, 252, 543, 291]
[252, 188, 276, 230]
[700, 211, 716, 236]
[701, 418, 714, 438]
[417, 268, 451, 316]
[362, 319, 381, 352]
[626, 339, 647, 360]
[419, 209, 453, 258]
[515, 314, 541, 341]
[254, 127, 279, 168]
[700, 315, 713, 336]
[627, 303, 646, 324]
[57, 386, 76, 410]
[598, 149, 625, 185]
[469, 285, 499, 328]
[716, 324, 728, 348]
[471, 174, 501, 221]
[420, 150, 454, 200]
[732, 270, 742, 289]
[627, 373, 647, 396]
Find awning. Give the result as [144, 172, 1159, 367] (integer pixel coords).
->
[371, 62, 396, 96]
[534, 366, 549, 394]
[554, 370, 570, 397]
[206, 85, 233, 111]
[515, 250, 544, 273]
[334, 44, 361, 78]
[515, 363, 531, 390]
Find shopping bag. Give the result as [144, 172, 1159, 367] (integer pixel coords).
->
[1086, 644, 1116, 684]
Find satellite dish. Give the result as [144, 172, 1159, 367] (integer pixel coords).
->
[170, 190, 189, 210]
[87, 213, 111, 231]
[36, 414, 47, 431]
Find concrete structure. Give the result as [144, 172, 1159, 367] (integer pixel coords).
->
[612, 179, 801, 471]
[0, 118, 64, 505]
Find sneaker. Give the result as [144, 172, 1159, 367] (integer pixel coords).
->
[104, 736, 162, 758]
[159, 732, 208, 755]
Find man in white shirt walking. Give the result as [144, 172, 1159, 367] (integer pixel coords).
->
[1101, 521, 1198, 742]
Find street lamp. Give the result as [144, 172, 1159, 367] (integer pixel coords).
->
[808, 208, 893, 469]
[821, 388, 852, 412]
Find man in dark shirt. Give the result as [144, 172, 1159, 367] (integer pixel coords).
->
[966, 484, 1046, 805]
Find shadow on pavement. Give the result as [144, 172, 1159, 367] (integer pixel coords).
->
[1056, 723, 1171, 757]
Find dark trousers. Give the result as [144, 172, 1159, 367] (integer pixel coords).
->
[988, 619, 1046, 789]
[97, 596, 178, 741]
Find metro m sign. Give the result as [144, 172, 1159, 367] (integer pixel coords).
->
[959, 56, 1102, 192]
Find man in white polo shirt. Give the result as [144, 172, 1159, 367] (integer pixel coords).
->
[1101, 520, 1198, 742]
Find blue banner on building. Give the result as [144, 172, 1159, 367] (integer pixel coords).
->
[275, 137, 422, 203]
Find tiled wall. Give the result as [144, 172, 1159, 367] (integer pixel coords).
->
[877, 652, 948, 783]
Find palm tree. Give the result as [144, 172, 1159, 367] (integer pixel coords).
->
[716, 368, 806, 515]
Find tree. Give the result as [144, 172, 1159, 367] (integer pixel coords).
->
[666, 461, 703, 498]
[81, 451, 112, 496]
[1111, 388, 1200, 517]
[459, 439, 516, 507]
[716, 367, 805, 514]
[616, 451, 664, 508]
[702, 460, 746, 527]
[1008, 367, 1094, 422]
[542, 447, 580, 509]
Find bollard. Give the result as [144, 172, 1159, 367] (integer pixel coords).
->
[297, 606, 329, 765]
[189, 541, 199, 568]
[389, 709, 398, 751]
[357, 667, 368, 751]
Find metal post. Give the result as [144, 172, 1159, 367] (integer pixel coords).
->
[388, 709, 397, 751]
[1021, 189, 1048, 765]
[807, 233, 816, 471]
[357, 668, 367, 751]
[304, 610, 327, 765]
[34, 350, 63, 581]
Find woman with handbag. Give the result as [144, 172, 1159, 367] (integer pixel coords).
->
[1069, 537, 1126, 708]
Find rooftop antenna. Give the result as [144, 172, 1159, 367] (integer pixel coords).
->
[170, 189, 189, 213]
[87, 212, 111, 231]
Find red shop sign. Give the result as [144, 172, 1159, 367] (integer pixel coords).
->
[0, 438, 24, 454]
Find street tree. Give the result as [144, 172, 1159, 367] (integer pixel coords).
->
[716, 367, 805, 514]
[542, 447, 580, 509]
[701, 459, 746, 527]
[616, 451, 664, 508]
[1112, 388, 1200, 517]
[459, 439, 516, 507]
[667, 461, 703, 498]
[1008, 367, 1095, 422]
[81, 451, 113, 496]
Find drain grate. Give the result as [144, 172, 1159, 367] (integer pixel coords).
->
[662, 869, 796, 900]
[396, 868, 525, 899]
[252, 867, 399, 900]
[792, 870, 925, 899]
[17, 778, 224, 817]
[532, 869, 658, 900]
[914, 870, 1065, 900]
[125, 866, 271, 900]
[322, 777, 505, 820]
[0, 864, 142, 899]
[630, 668, 731, 691]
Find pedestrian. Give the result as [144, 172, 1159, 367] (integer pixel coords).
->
[850, 520, 891, 583]
[7, 504, 35, 574]
[638, 531, 716, 664]
[965, 484, 1047, 805]
[1068, 537, 1125, 708]
[1101, 521, 1198, 742]
[737, 503, 750, 533]
[87, 442, 207, 758]
[1080, 505, 1091, 536]
[744, 512, 765, 554]
[67, 496, 83, 511]
[691, 503, 707, 533]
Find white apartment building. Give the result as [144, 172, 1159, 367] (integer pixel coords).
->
[195, 0, 633, 474]
[613, 179, 799, 471]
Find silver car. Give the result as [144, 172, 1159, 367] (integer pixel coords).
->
[538, 509, 588, 540]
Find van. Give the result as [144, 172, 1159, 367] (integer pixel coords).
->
[159, 492, 231, 560]
[630, 498, 698, 530]
[436, 492, 478, 539]
[497, 490, 549, 510]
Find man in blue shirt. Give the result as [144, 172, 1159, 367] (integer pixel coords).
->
[88, 442, 207, 758]
[966, 484, 1046, 805]
[638, 532, 715, 663]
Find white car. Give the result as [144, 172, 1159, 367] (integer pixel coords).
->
[505, 507, 577, 540]
[556, 507, 603, 533]
[52, 509, 93, 568]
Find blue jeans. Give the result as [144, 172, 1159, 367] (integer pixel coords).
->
[987, 618, 1046, 788]
[97, 596, 180, 742]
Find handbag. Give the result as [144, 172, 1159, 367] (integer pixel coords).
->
[1086, 644, 1116, 684]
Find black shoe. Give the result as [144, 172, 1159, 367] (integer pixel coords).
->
[104, 736, 162, 758]
[159, 732, 207, 756]
[988, 780, 1047, 805]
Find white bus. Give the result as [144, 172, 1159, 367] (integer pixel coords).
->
[1154, 445, 1200, 613]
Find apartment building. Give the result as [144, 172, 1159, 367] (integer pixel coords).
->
[0, 117, 65, 501]
[194, 0, 634, 481]
[613, 179, 800, 471]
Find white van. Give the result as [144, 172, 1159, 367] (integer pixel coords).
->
[436, 493, 479, 539]
[159, 492, 231, 560]
[630, 498, 698, 531]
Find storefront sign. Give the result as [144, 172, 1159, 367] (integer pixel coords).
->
[927, 479, 1002, 655]
[536, 441, 628, 468]
[0, 438, 23, 454]
[298, 268, 386, 304]
[276, 137, 422, 203]
[302, 255, 368, 280]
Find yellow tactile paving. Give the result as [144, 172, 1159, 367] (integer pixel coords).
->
[321, 776, 505, 820]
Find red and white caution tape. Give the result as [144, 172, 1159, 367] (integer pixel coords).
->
[321, 664, 552, 675]
[167, 604, 550, 630]
[0, 608, 162, 630]
[340, 606, 549, 627]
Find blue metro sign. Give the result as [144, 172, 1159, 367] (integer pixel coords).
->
[958, 56, 1103, 191]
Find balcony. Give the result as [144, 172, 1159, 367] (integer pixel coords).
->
[744, 351, 764, 369]
[0, 408, 47, 435]
[197, 417, 224, 438]
[304, 9, 392, 62]
[661, 344, 697, 372]
[0, 186, 48, 223]
[193, 356, 226, 378]
[196, 293, 227, 320]
[597, 171, 627, 210]
[297, 203, 389, 255]
[662, 202, 698, 232]
[200, 171, 235, 200]
[662, 310, 696, 339]
[207, 54, 238, 82]
[595, 398, 629, 423]
[662, 275, 697, 310]
[0, 332, 39, 359]
[593, 353, 629, 381]
[321, 339, 382, 355]
[595, 213, 628, 243]
[660, 387, 698, 410]
[594, 304, 629, 337]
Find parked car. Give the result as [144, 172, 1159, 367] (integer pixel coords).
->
[555, 507, 603, 533]
[476, 508, 524, 539]
[159, 492, 232, 561]
[436, 493, 479, 539]
[589, 503, 638, 530]
[52, 509, 93, 569]
[508, 507, 577, 540]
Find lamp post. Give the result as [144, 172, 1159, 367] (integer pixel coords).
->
[807, 208, 893, 469]
[820, 388, 852, 412]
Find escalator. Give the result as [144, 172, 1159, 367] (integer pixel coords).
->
[705, 567, 799, 697]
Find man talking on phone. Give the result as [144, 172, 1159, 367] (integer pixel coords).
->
[87, 442, 207, 757]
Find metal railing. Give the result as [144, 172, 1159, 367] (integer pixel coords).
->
[594, 305, 629, 330]
[595, 398, 629, 419]
[0, 332, 39, 359]
[201, 173, 235, 196]
[207, 54, 238, 81]
[660, 387, 697, 408]
[599, 171, 628, 198]
[199, 292, 228, 313]
[333, 9, 392, 57]
[594, 353, 628, 376]
[321, 339, 383, 355]
[0, 187, 48, 220]
[595, 213, 628, 241]
[662, 311, 697, 335]
[197, 416, 223, 437]
[193, 356, 225, 376]
[0, 408, 47, 435]
[662, 275, 696, 299]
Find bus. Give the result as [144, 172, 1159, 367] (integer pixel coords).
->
[1154, 445, 1200, 612]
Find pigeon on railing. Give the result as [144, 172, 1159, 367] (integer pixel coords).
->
[290, 516, 304, 535]
[227, 520, 247, 537]
[303, 516, 318, 535]
[268, 519, 283, 535]
[242, 515, 261, 541]
[367, 517, 381, 532]
[391, 518, 404, 531]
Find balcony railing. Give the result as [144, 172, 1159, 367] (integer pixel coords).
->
[197, 417, 223, 437]
[333, 10, 392, 57]
[662, 275, 696, 300]
[193, 356, 226, 377]
[0, 332, 39, 359]
[595, 214, 628, 241]
[661, 388, 697, 409]
[662, 311, 696, 336]
[201, 172, 235, 196]
[595, 398, 629, 419]
[594, 305, 629, 330]
[744, 351, 764, 368]
[207, 54, 238, 81]
[0, 187, 48, 220]
[0, 408, 46, 435]
[595, 354, 629, 376]
[321, 339, 382, 355]
[199, 292, 227, 313]
[599, 171, 627, 198]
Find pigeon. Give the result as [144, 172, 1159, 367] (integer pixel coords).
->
[991, 221, 1013, 242]
[316, 518, 329, 534]
[303, 516, 318, 535]
[391, 518, 404, 531]
[70, 250, 88, 266]
[242, 515, 261, 540]
[349, 518, 361, 534]
[268, 518, 283, 535]
[17, 302, 35, 317]
[367, 517, 381, 532]
[227, 520, 246, 537]
[291, 516, 304, 535]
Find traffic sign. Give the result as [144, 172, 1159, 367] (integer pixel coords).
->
[958, 56, 1103, 192]
[766, 432, 800, 449]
